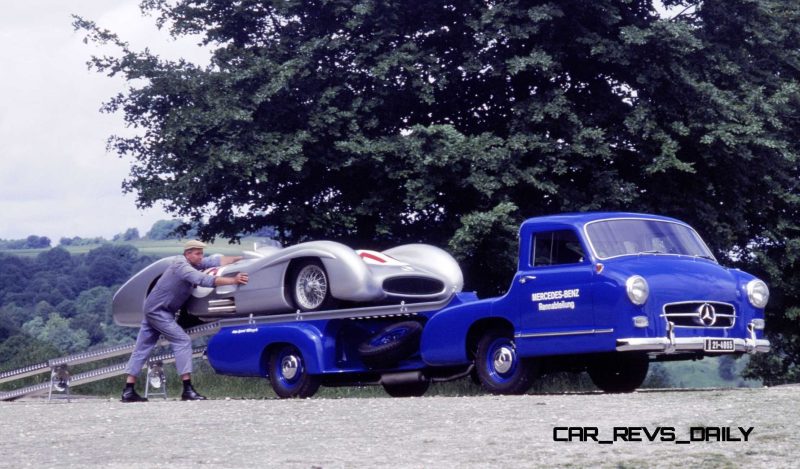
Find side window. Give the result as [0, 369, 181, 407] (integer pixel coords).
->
[532, 230, 585, 267]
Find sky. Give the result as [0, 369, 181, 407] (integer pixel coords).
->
[0, 0, 209, 243]
[0, 2, 682, 244]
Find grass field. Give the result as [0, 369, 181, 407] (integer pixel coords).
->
[0, 237, 268, 258]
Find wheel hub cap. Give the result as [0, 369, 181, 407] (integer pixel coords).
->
[281, 355, 300, 380]
[493, 346, 514, 374]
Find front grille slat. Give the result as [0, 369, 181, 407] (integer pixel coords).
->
[661, 301, 736, 328]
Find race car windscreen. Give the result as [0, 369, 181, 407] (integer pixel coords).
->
[585, 219, 716, 261]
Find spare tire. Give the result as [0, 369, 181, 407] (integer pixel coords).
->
[358, 321, 423, 369]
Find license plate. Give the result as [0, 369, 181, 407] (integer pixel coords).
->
[704, 338, 735, 353]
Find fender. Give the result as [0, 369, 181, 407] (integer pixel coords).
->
[421, 298, 500, 366]
[265, 240, 382, 301]
[207, 322, 326, 377]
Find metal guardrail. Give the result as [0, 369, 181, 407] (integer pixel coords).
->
[0, 348, 207, 401]
[0, 362, 51, 384]
[0, 321, 221, 401]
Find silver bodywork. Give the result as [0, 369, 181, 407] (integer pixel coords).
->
[112, 241, 463, 327]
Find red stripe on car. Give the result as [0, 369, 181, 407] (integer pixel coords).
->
[359, 252, 386, 263]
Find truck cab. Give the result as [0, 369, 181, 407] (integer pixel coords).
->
[420, 212, 770, 393]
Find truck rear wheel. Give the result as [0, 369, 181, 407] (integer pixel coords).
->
[475, 329, 537, 395]
[588, 352, 649, 393]
[268, 345, 321, 398]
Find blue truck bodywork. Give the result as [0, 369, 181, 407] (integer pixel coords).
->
[206, 212, 771, 396]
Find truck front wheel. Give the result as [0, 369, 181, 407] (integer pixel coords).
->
[268, 345, 321, 398]
[475, 329, 537, 395]
[588, 352, 649, 393]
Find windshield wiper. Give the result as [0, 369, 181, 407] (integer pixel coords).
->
[692, 254, 716, 261]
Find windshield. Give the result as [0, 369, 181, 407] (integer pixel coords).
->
[585, 219, 715, 261]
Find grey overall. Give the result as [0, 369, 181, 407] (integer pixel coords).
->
[125, 255, 220, 377]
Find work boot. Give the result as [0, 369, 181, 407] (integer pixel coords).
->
[181, 381, 207, 401]
[120, 386, 148, 403]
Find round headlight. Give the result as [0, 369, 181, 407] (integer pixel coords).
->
[626, 275, 649, 306]
[746, 279, 769, 308]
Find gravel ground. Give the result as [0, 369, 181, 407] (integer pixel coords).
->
[1, 385, 798, 468]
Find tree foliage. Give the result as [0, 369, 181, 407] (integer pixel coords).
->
[0, 245, 151, 370]
[0, 235, 52, 250]
[74, 1, 800, 382]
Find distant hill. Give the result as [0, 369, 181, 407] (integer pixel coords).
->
[0, 237, 269, 258]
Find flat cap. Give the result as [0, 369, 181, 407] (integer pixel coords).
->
[183, 240, 207, 251]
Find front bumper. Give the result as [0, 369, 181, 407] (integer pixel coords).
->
[616, 321, 770, 354]
[617, 337, 770, 354]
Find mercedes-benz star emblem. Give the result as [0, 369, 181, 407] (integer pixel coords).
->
[697, 303, 717, 327]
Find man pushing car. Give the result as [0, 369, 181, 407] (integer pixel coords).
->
[121, 240, 248, 402]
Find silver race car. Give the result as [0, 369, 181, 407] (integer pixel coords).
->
[112, 241, 464, 327]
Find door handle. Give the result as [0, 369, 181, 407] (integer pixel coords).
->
[519, 275, 537, 284]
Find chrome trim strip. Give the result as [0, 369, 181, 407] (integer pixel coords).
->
[516, 328, 614, 339]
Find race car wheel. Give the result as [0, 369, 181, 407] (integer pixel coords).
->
[268, 344, 321, 398]
[382, 379, 430, 398]
[358, 321, 423, 368]
[588, 352, 649, 393]
[291, 259, 335, 312]
[475, 329, 537, 395]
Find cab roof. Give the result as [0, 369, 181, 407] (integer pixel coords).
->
[521, 212, 686, 230]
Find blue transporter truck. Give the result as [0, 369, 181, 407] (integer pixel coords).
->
[198, 212, 771, 397]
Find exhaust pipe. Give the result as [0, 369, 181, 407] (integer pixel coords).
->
[379, 370, 425, 386]
[208, 299, 236, 314]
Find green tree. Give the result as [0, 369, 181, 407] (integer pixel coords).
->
[83, 244, 141, 286]
[22, 313, 91, 355]
[145, 219, 183, 240]
[743, 244, 800, 384]
[113, 227, 141, 242]
[75, 1, 800, 381]
[71, 286, 116, 344]
[0, 335, 59, 373]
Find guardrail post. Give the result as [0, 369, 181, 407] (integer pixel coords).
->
[144, 361, 167, 399]
[47, 365, 71, 403]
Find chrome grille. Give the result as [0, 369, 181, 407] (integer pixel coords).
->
[661, 302, 736, 328]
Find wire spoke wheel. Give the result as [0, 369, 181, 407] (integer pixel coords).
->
[294, 263, 329, 310]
